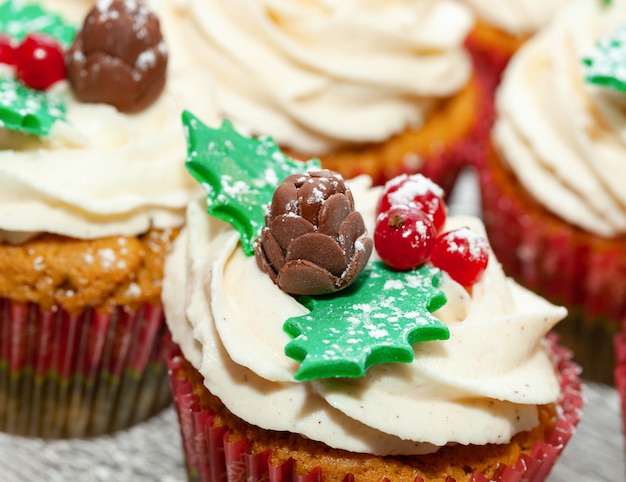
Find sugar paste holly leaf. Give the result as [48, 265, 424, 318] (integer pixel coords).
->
[183, 110, 321, 255]
[0, 0, 77, 47]
[0, 77, 66, 135]
[284, 261, 449, 380]
[582, 24, 626, 92]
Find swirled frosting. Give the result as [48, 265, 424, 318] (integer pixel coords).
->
[0, 0, 222, 241]
[179, 0, 474, 155]
[163, 175, 565, 455]
[493, 0, 626, 237]
[461, 0, 571, 35]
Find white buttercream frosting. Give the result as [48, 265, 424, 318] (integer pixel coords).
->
[179, 0, 474, 155]
[493, 0, 626, 237]
[462, 0, 571, 35]
[163, 175, 565, 455]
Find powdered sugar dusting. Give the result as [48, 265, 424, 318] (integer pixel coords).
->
[446, 226, 488, 260]
[284, 262, 448, 380]
[386, 173, 443, 207]
[97, 248, 116, 269]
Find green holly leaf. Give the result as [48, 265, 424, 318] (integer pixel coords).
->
[284, 261, 449, 380]
[582, 25, 626, 92]
[0, 77, 66, 135]
[183, 110, 321, 256]
[0, 0, 77, 47]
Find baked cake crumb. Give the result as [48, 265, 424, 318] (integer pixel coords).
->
[0, 228, 179, 314]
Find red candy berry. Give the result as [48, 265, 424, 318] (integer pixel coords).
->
[15, 33, 66, 90]
[0, 34, 17, 66]
[377, 173, 447, 233]
[430, 228, 489, 287]
[374, 206, 437, 271]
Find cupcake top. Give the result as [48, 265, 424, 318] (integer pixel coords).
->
[462, 0, 572, 35]
[163, 115, 566, 456]
[0, 0, 224, 242]
[493, 0, 626, 237]
[184, 0, 474, 155]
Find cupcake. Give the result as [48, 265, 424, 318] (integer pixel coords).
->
[0, 0, 223, 438]
[179, 0, 487, 192]
[163, 113, 583, 482]
[480, 0, 626, 384]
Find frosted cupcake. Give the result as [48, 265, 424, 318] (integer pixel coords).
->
[163, 113, 583, 482]
[481, 0, 626, 384]
[0, 0, 222, 438]
[179, 0, 487, 192]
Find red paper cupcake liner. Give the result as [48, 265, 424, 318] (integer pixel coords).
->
[461, 42, 503, 179]
[613, 319, 626, 440]
[165, 333, 582, 482]
[416, 75, 494, 199]
[464, 35, 514, 96]
[0, 298, 171, 438]
[479, 156, 626, 384]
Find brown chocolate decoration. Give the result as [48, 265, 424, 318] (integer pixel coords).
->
[65, 0, 168, 113]
[254, 170, 373, 296]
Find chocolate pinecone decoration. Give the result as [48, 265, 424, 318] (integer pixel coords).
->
[254, 170, 373, 296]
[65, 0, 168, 113]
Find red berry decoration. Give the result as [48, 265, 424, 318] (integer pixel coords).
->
[0, 34, 16, 66]
[15, 32, 66, 90]
[374, 205, 437, 271]
[430, 227, 489, 287]
[377, 173, 447, 233]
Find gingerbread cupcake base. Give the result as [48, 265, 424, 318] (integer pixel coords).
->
[165, 334, 582, 482]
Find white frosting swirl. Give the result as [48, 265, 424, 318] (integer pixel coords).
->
[493, 0, 626, 237]
[461, 0, 572, 35]
[180, 0, 474, 154]
[163, 176, 565, 455]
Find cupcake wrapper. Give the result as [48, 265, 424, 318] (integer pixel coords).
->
[613, 319, 626, 439]
[0, 298, 171, 438]
[417, 75, 493, 198]
[165, 334, 582, 482]
[464, 36, 513, 93]
[479, 156, 626, 384]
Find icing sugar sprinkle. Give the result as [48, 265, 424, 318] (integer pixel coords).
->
[97, 248, 116, 269]
[445, 227, 488, 259]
